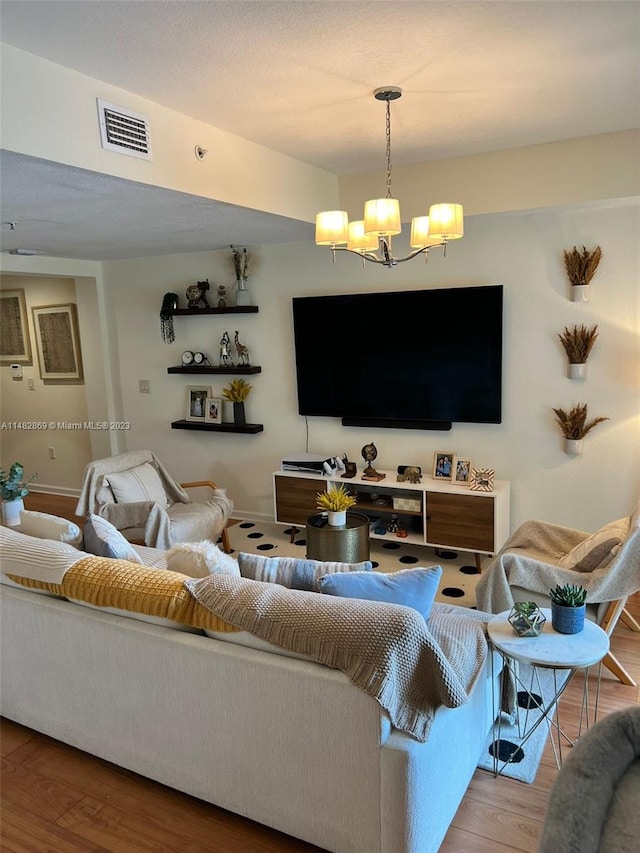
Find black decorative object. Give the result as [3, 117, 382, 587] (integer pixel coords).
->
[160, 292, 179, 343]
[185, 279, 211, 309]
[233, 402, 246, 427]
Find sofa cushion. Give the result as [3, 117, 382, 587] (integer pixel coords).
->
[6, 554, 239, 633]
[557, 517, 629, 573]
[318, 566, 443, 620]
[105, 462, 167, 507]
[166, 541, 241, 578]
[0, 525, 88, 586]
[19, 509, 83, 547]
[83, 514, 143, 563]
[238, 552, 372, 592]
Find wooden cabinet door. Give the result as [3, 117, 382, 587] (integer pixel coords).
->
[274, 476, 319, 525]
[426, 492, 495, 552]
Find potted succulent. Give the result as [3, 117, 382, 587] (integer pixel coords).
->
[549, 583, 587, 634]
[557, 324, 599, 380]
[222, 378, 253, 426]
[563, 245, 602, 302]
[552, 403, 609, 455]
[0, 462, 37, 527]
[316, 484, 356, 527]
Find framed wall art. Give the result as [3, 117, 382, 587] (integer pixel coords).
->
[469, 467, 495, 492]
[204, 396, 223, 424]
[452, 456, 474, 486]
[0, 289, 32, 364]
[432, 451, 454, 480]
[32, 303, 83, 381]
[186, 385, 212, 421]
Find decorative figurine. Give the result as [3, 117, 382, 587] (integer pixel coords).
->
[186, 279, 211, 309]
[397, 465, 422, 484]
[234, 330, 250, 366]
[217, 285, 227, 308]
[341, 453, 357, 479]
[219, 331, 233, 367]
[361, 442, 386, 481]
[387, 514, 400, 533]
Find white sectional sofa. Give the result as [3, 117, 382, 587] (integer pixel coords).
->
[0, 524, 500, 853]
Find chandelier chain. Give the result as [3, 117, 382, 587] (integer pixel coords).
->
[385, 98, 392, 199]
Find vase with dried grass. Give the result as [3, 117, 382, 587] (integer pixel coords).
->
[563, 245, 602, 302]
[558, 324, 599, 379]
[552, 403, 609, 455]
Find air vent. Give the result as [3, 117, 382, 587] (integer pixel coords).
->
[97, 98, 152, 160]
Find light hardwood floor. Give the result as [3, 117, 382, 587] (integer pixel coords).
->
[3, 493, 638, 852]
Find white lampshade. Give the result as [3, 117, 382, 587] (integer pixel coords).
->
[315, 211, 349, 245]
[363, 198, 401, 237]
[347, 220, 379, 252]
[410, 216, 444, 249]
[427, 203, 464, 240]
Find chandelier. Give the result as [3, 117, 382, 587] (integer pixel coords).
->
[315, 87, 464, 268]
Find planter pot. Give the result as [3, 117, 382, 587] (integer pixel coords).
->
[327, 510, 347, 527]
[568, 362, 587, 380]
[508, 602, 547, 637]
[1, 497, 24, 527]
[235, 279, 252, 307]
[564, 438, 583, 456]
[551, 602, 586, 634]
[571, 284, 591, 302]
[233, 402, 246, 427]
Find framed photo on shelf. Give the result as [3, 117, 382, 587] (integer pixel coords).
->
[432, 451, 454, 480]
[469, 467, 495, 492]
[185, 385, 212, 422]
[452, 456, 474, 486]
[32, 303, 83, 381]
[1, 289, 32, 365]
[204, 396, 223, 424]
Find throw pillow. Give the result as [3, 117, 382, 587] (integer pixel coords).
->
[105, 462, 168, 507]
[237, 552, 373, 592]
[83, 514, 143, 563]
[557, 517, 629, 573]
[317, 566, 443, 620]
[166, 541, 241, 578]
[19, 509, 83, 547]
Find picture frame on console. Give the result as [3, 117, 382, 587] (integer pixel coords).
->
[452, 456, 474, 486]
[432, 452, 454, 480]
[469, 467, 496, 492]
[204, 396, 222, 424]
[186, 385, 212, 422]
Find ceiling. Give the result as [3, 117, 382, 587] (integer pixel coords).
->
[1, 0, 639, 261]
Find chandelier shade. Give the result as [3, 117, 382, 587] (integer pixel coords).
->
[315, 87, 464, 268]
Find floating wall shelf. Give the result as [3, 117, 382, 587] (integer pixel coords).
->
[171, 306, 259, 316]
[167, 366, 262, 375]
[171, 420, 264, 434]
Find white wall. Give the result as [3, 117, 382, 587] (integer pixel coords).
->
[102, 198, 640, 533]
[0, 275, 93, 489]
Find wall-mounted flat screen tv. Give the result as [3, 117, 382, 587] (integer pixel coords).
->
[292, 284, 503, 430]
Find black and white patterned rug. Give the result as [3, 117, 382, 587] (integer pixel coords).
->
[228, 519, 480, 609]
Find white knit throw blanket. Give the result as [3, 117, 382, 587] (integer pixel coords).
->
[186, 574, 490, 742]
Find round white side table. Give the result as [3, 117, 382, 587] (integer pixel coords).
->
[487, 608, 609, 775]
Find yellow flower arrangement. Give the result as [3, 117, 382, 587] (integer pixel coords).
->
[316, 484, 357, 513]
[222, 378, 252, 402]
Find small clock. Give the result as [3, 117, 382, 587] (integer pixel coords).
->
[193, 351, 205, 365]
[181, 350, 194, 366]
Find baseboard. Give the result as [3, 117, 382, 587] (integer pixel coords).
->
[29, 484, 81, 498]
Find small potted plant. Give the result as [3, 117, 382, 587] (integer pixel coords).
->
[549, 583, 588, 634]
[563, 245, 602, 302]
[316, 484, 356, 527]
[0, 462, 37, 527]
[558, 324, 599, 380]
[222, 378, 253, 426]
[508, 601, 547, 637]
[552, 403, 609, 455]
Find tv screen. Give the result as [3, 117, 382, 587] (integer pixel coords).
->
[292, 285, 503, 430]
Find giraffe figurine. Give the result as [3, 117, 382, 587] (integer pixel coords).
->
[234, 331, 250, 366]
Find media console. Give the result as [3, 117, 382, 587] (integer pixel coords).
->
[273, 469, 510, 570]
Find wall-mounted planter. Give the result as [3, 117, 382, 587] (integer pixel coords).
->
[564, 438, 583, 456]
[568, 363, 587, 380]
[570, 284, 591, 302]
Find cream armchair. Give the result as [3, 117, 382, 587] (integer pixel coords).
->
[76, 450, 233, 552]
[476, 501, 640, 685]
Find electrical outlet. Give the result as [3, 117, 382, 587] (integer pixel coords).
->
[139, 379, 150, 393]
[48, 446, 56, 460]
